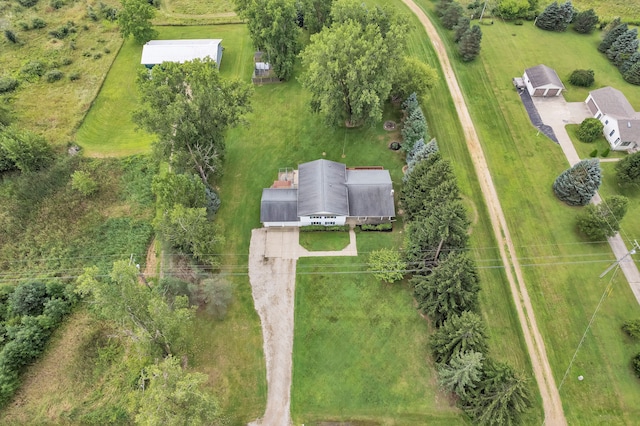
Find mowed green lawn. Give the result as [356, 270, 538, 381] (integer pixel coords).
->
[412, 1, 640, 423]
[75, 25, 252, 156]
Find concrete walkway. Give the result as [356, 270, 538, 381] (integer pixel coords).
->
[248, 227, 358, 426]
[533, 96, 640, 304]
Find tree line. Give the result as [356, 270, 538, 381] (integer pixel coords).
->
[397, 96, 532, 425]
[436, 0, 483, 62]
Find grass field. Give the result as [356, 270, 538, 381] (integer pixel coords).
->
[0, 0, 122, 146]
[162, 0, 234, 15]
[299, 231, 351, 251]
[413, 1, 640, 423]
[76, 24, 253, 156]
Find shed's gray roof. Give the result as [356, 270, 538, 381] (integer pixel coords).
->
[141, 39, 222, 65]
[260, 189, 298, 223]
[525, 64, 565, 89]
[297, 159, 349, 216]
[589, 86, 640, 120]
[346, 170, 395, 218]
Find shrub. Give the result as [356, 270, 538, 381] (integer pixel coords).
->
[49, 0, 65, 9]
[616, 152, 640, 186]
[589, 149, 598, 157]
[191, 277, 233, 319]
[634, 353, 640, 379]
[577, 118, 603, 142]
[69, 72, 81, 81]
[31, 17, 46, 29]
[9, 281, 49, 317]
[104, 47, 111, 54]
[48, 21, 76, 40]
[368, 248, 406, 283]
[300, 225, 350, 232]
[623, 319, 640, 339]
[71, 170, 98, 195]
[514, 19, 523, 26]
[0, 77, 19, 94]
[602, 148, 610, 157]
[45, 69, 64, 83]
[205, 185, 221, 216]
[576, 195, 628, 240]
[61, 57, 72, 66]
[17, 0, 39, 7]
[569, 69, 595, 87]
[87, 6, 99, 21]
[360, 223, 393, 231]
[93, 53, 102, 60]
[18, 22, 30, 31]
[20, 61, 46, 79]
[4, 30, 17, 44]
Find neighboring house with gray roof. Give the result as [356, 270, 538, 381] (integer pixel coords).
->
[586, 86, 640, 151]
[260, 159, 396, 227]
[141, 39, 223, 69]
[523, 64, 565, 97]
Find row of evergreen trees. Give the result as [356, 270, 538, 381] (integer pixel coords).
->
[598, 18, 640, 85]
[535, 1, 599, 34]
[436, 0, 483, 62]
[400, 105, 532, 424]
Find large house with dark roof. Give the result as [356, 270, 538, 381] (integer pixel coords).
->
[522, 64, 565, 97]
[586, 86, 640, 151]
[260, 159, 396, 227]
[141, 39, 223, 69]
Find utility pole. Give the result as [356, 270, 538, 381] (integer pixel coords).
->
[600, 240, 639, 278]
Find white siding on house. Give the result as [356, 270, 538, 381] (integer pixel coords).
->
[263, 221, 301, 228]
[299, 215, 347, 226]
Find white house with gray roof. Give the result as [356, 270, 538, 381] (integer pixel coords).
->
[586, 86, 640, 151]
[141, 39, 223, 69]
[260, 159, 395, 227]
[523, 64, 565, 97]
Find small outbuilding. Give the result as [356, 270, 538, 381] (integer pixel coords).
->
[141, 39, 223, 69]
[586, 86, 640, 151]
[523, 64, 565, 97]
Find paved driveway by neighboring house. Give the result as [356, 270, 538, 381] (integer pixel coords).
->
[530, 96, 640, 304]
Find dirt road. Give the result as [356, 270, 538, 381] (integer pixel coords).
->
[400, 1, 567, 424]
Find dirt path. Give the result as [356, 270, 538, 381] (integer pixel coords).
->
[401, 1, 567, 424]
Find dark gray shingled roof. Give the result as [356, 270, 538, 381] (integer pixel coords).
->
[260, 188, 298, 222]
[525, 64, 565, 89]
[619, 120, 640, 144]
[345, 169, 395, 217]
[297, 159, 349, 216]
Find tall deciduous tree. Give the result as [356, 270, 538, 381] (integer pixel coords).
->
[299, 0, 407, 126]
[616, 151, 640, 185]
[552, 158, 601, 206]
[134, 58, 252, 183]
[576, 195, 629, 240]
[430, 310, 488, 364]
[412, 251, 480, 325]
[463, 361, 532, 425]
[0, 126, 53, 173]
[135, 356, 220, 425]
[299, 0, 334, 33]
[391, 57, 438, 101]
[438, 350, 484, 398]
[235, 0, 299, 80]
[76, 262, 194, 357]
[118, 0, 158, 44]
[368, 248, 407, 283]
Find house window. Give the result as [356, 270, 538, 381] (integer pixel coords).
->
[311, 221, 321, 225]
[605, 120, 609, 124]
[609, 129, 616, 137]
[597, 113, 602, 119]
[326, 221, 335, 225]
[621, 141, 631, 147]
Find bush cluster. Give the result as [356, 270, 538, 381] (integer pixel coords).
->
[0, 281, 76, 407]
[360, 223, 392, 231]
[300, 224, 349, 232]
[598, 18, 640, 85]
[0, 77, 19, 94]
[48, 21, 76, 40]
[401, 136, 532, 423]
[569, 69, 595, 87]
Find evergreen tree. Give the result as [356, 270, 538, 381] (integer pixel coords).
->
[438, 351, 484, 398]
[535, 2, 561, 31]
[572, 8, 598, 34]
[624, 60, 640, 85]
[401, 106, 428, 153]
[442, 2, 464, 30]
[402, 92, 419, 115]
[463, 361, 532, 425]
[552, 159, 602, 206]
[458, 25, 482, 62]
[607, 28, 639, 67]
[558, 0, 574, 29]
[413, 251, 480, 325]
[576, 195, 629, 240]
[436, 0, 454, 17]
[615, 151, 640, 186]
[598, 21, 627, 53]
[430, 311, 488, 364]
[406, 138, 439, 173]
[454, 16, 470, 43]
[620, 51, 640, 75]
